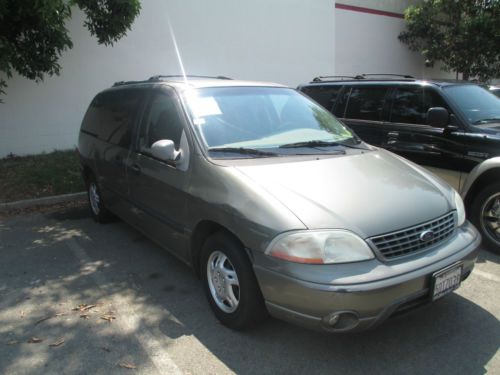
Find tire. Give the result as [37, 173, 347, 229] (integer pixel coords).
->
[86, 174, 113, 223]
[470, 182, 500, 254]
[201, 232, 268, 330]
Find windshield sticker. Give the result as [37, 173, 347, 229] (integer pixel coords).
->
[193, 118, 206, 126]
[190, 97, 222, 118]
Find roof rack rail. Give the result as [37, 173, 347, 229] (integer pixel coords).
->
[359, 73, 415, 79]
[148, 75, 232, 81]
[312, 75, 361, 82]
[112, 80, 146, 87]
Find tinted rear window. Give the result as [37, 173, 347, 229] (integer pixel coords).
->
[344, 86, 389, 121]
[301, 86, 342, 111]
[81, 89, 143, 148]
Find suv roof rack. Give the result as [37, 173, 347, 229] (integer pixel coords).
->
[360, 73, 415, 79]
[148, 75, 232, 81]
[310, 73, 415, 83]
[312, 75, 361, 82]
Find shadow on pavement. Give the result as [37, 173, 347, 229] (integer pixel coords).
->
[0, 205, 498, 374]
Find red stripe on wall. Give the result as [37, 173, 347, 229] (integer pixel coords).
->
[335, 3, 404, 19]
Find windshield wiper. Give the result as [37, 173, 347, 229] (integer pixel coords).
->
[474, 118, 500, 125]
[207, 147, 278, 157]
[279, 140, 365, 150]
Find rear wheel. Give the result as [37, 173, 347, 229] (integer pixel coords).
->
[470, 183, 500, 254]
[86, 174, 113, 223]
[201, 232, 267, 330]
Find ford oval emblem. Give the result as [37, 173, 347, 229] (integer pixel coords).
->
[420, 230, 434, 242]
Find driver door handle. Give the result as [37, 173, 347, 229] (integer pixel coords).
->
[131, 164, 141, 175]
[387, 131, 399, 145]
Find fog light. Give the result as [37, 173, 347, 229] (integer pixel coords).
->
[327, 313, 340, 326]
[323, 311, 359, 331]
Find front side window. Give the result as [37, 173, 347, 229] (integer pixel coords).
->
[444, 84, 500, 125]
[390, 87, 449, 125]
[138, 91, 185, 152]
[182, 87, 359, 157]
[344, 86, 389, 121]
[391, 87, 423, 124]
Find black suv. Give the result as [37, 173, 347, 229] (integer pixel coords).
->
[299, 74, 500, 253]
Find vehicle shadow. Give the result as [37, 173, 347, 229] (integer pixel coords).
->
[1, 206, 498, 375]
[476, 248, 500, 265]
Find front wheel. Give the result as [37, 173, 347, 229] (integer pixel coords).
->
[470, 183, 500, 254]
[201, 232, 267, 330]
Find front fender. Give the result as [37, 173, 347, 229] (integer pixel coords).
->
[461, 157, 500, 198]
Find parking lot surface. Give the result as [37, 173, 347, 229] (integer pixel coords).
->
[1, 204, 499, 375]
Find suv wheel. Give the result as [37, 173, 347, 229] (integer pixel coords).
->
[471, 183, 500, 254]
[86, 174, 113, 223]
[201, 232, 267, 330]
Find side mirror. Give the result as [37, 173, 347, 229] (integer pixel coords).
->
[150, 139, 180, 162]
[427, 107, 449, 128]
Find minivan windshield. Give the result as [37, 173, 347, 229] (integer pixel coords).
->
[182, 87, 359, 157]
[444, 84, 500, 125]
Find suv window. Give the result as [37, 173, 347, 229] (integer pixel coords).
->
[344, 86, 389, 121]
[139, 91, 185, 151]
[390, 87, 449, 125]
[300, 86, 342, 111]
[81, 89, 142, 148]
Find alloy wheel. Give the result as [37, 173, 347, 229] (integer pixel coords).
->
[206, 250, 240, 313]
[89, 182, 101, 216]
[480, 192, 500, 246]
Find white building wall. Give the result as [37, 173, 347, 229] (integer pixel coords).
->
[334, 1, 454, 79]
[0, 0, 336, 157]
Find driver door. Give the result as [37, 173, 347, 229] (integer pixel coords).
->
[126, 87, 192, 261]
[380, 86, 466, 190]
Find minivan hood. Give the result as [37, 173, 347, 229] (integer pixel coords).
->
[234, 150, 453, 238]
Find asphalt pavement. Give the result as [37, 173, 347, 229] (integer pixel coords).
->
[0, 204, 499, 375]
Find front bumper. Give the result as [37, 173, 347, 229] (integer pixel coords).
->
[253, 222, 481, 332]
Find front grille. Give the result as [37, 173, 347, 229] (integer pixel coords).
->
[368, 212, 456, 260]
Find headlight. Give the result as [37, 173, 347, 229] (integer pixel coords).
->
[454, 191, 466, 226]
[265, 230, 374, 264]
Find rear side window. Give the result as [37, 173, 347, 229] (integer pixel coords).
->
[81, 95, 103, 137]
[301, 86, 342, 111]
[390, 87, 449, 125]
[344, 86, 389, 121]
[81, 89, 142, 148]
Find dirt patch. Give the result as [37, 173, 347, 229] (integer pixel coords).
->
[0, 150, 84, 203]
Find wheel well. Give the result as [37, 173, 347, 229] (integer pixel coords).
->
[464, 168, 500, 212]
[190, 220, 245, 277]
[81, 165, 94, 185]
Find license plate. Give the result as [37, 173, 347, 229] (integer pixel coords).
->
[432, 264, 462, 301]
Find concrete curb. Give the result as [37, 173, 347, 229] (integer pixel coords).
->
[0, 192, 86, 212]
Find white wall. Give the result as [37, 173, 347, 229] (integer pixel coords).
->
[0, 0, 335, 157]
[338, 0, 419, 14]
[334, 6, 455, 79]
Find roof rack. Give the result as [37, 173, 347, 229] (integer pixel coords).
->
[112, 75, 232, 87]
[311, 73, 415, 83]
[148, 75, 232, 81]
[360, 73, 415, 79]
[312, 75, 361, 82]
[112, 80, 147, 87]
